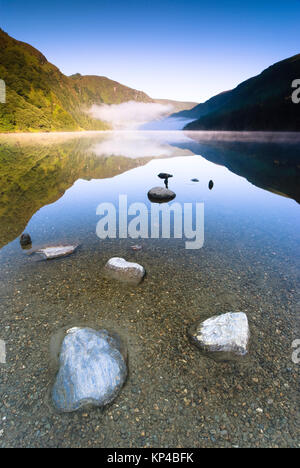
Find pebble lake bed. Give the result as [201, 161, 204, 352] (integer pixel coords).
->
[0, 131, 299, 448]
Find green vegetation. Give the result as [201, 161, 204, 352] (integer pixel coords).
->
[0, 133, 152, 246]
[0, 29, 152, 132]
[178, 54, 300, 131]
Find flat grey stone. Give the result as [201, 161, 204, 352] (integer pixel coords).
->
[131, 244, 143, 251]
[0, 339, 6, 364]
[52, 327, 127, 412]
[189, 312, 250, 361]
[104, 257, 145, 284]
[36, 244, 79, 259]
[147, 187, 176, 203]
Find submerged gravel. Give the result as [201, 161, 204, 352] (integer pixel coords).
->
[0, 231, 299, 448]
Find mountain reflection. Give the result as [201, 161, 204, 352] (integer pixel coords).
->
[0, 131, 299, 250]
[0, 133, 152, 248]
[180, 131, 300, 204]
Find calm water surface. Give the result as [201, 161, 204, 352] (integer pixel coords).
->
[0, 131, 299, 447]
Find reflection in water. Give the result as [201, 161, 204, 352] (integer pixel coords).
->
[91, 131, 192, 158]
[180, 131, 300, 203]
[0, 130, 299, 249]
[0, 132, 188, 248]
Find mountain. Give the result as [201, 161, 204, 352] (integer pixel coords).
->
[0, 29, 153, 132]
[176, 54, 300, 131]
[153, 98, 198, 114]
[0, 30, 198, 133]
[171, 91, 231, 120]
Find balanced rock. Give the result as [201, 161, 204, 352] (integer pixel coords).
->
[104, 257, 145, 285]
[148, 187, 176, 203]
[36, 244, 79, 260]
[52, 327, 127, 412]
[158, 173, 173, 179]
[189, 312, 250, 361]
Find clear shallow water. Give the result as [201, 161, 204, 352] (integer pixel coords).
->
[0, 131, 299, 447]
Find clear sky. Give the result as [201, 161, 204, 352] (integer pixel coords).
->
[0, 0, 299, 102]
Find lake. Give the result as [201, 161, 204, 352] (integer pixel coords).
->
[0, 130, 299, 447]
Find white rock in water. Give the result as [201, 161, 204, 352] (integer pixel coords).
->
[52, 327, 127, 412]
[104, 257, 145, 284]
[190, 312, 250, 360]
[36, 245, 78, 259]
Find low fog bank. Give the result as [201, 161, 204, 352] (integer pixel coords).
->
[89, 101, 175, 130]
[140, 117, 195, 130]
[184, 131, 300, 143]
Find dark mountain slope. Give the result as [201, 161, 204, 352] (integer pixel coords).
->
[172, 90, 231, 120]
[178, 54, 300, 131]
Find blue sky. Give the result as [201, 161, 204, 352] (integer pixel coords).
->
[1, 0, 299, 102]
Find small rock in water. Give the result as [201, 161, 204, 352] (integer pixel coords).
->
[148, 187, 176, 203]
[189, 312, 250, 362]
[35, 244, 79, 260]
[52, 327, 127, 412]
[131, 244, 143, 251]
[20, 233, 32, 249]
[191, 178, 199, 182]
[208, 180, 214, 190]
[104, 257, 145, 284]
